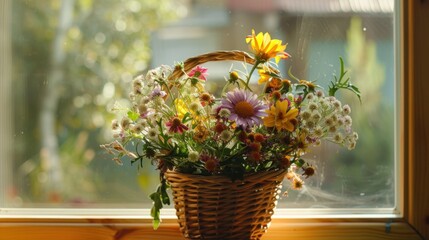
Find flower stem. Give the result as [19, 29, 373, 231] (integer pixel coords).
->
[238, 79, 253, 92]
[160, 79, 178, 115]
[246, 60, 261, 91]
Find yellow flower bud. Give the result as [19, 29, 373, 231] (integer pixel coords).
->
[229, 71, 239, 81]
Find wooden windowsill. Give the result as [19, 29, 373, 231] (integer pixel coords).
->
[0, 217, 423, 240]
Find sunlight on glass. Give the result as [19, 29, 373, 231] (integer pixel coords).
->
[127, 0, 142, 12]
[92, 112, 105, 128]
[115, 19, 127, 32]
[68, 27, 81, 40]
[94, 32, 106, 44]
[102, 82, 115, 99]
[134, 60, 147, 71]
[1, 0, 395, 212]
[73, 96, 86, 108]
[121, 72, 133, 83]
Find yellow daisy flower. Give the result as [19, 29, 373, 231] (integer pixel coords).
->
[257, 68, 272, 84]
[296, 133, 309, 155]
[175, 98, 207, 124]
[263, 100, 298, 131]
[175, 98, 189, 120]
[246, 29, 290, 63]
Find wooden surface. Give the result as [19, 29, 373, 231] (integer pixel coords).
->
[0, 219, 424, 240]
[0, 219, 421, 240]
[405, 0, 429, 239]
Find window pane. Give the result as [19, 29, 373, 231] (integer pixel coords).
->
[1, 0, 395, 210]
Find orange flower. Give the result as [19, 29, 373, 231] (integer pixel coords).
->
[263, 100, 299, 131]
[193, 124, 210, 143]
[280, 155, 291, 168]
[246, 29, 290, 63]
[257, 67, 282, 90]
[299, 80, 316, 91]
[292, 177, 304, 190]
[269, 78, 282, 89]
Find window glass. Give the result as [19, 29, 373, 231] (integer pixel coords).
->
[1, 0, 395, 210]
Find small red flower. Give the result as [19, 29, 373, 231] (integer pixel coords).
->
[166, 117, 188, 133]
[254, 133, 266, 143]
[248, 151, 262, 163]
[302, 165, 316, 179]
[200, 92, 214, 106]
[248, 142, 262, 152]
[237, 131, 247, 142]
[247, 132, 255, 142]
[200, 153, 219, 173]
[188, 66, 208, 81]
[213, 122, 227, 134]
[205, 158, 218, 173]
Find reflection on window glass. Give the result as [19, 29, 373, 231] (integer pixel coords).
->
[3, 0, 395, 209]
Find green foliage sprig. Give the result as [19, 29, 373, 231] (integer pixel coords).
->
[149, 177, 170, 229]
[329, 57, 361, 102]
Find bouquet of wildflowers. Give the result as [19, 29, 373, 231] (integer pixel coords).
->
[101, 30, 360, 227]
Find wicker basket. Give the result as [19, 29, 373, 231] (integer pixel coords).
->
[165, 51, 285, 239]
[164, 169, 286, 240]
[169, 50, 279, 80]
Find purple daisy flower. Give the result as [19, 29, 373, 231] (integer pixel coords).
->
[220, 89, 268, 129]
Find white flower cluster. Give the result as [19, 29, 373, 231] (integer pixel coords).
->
[112, 66, 173, 142]
[299, 91, 358, 150]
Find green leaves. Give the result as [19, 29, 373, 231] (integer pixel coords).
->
[127, 110, 140, 121]
[287, 66, 300, 82]
[294, 158, 306, 168]
[149, 178, 170, 230]
[329, 57, 361, 103]
[181, 112, 192, 124]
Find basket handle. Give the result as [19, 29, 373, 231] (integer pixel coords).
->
[169, 50, 279, 80]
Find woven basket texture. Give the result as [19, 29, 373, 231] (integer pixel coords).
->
[165, 169, 286, 240]
[169, 50, 279, 80]
[165, 50, 284, 239]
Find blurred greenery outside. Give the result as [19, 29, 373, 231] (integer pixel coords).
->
[5, 0, 395, 209]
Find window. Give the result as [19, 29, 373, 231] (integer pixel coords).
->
[2, 0, 396, 210]
[0, 1, 429, 239]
